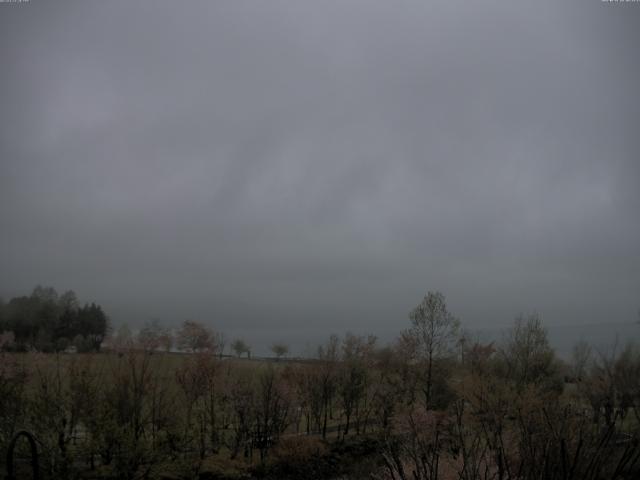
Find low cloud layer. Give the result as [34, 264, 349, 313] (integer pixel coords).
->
[1, 1, 639, 352]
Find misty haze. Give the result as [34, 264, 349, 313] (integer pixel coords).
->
[1, 1, 639, 479]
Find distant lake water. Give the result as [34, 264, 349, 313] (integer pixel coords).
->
[225, 322, 640, 359]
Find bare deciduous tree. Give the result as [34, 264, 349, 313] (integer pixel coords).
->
[498, 313, 558, 391]
[402, 291, 459, 410]
[571, 339, 592, 382]
[270, 342, 289, 360]
[253, 367, 291, 463]
[137, 319, 172, 352]
[176, 320, 214, 353]
[231, 338, 251, 358]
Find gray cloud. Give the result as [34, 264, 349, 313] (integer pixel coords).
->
[1, 0, 639, 353]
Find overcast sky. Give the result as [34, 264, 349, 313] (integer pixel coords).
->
[1, 1, 639, 353]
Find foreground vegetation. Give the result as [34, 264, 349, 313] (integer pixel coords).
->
[1, 291, 639, 479]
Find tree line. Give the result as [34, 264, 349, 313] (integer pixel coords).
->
[0, 286, 284, 360]
[0, 286, 109, 353]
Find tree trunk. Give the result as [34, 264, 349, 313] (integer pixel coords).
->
[425, 351, 433, 410]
